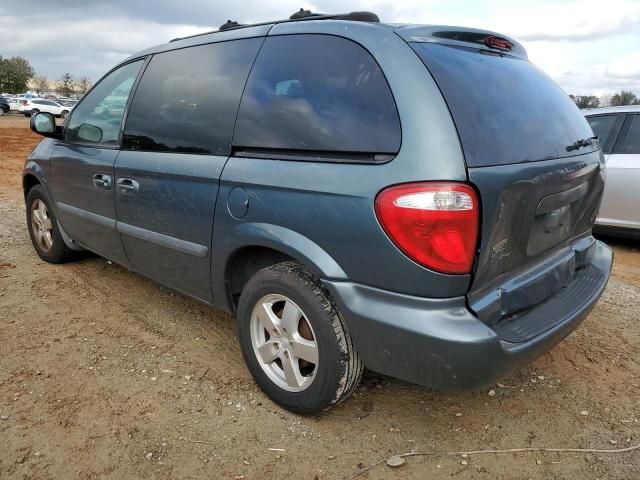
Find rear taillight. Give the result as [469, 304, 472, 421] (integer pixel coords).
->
[375, 182, 479, 274]
[21, 100, 28, 106]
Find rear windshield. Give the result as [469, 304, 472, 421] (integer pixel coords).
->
[411, 43, 595, 167]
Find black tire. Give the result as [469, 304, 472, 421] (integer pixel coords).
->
[25, 185, 77, 264]
[61, 110, 69, 118]
[237, 262, 363, 414]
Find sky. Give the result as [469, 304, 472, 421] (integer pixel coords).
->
[1, 0, 639, 97]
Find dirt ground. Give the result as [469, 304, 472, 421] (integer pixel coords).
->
[0, 114, 638, 479]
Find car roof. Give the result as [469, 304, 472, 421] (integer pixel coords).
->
[123, 12, 526, 63]
[583, 105, 640, 115]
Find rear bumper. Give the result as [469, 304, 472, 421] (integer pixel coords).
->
[324, 240, 612, 390]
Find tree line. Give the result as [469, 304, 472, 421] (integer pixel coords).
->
[0, 55, 92, 96]
[570, 91, 640, 109]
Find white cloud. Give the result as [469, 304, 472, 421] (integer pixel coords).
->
[0, 0, 638, 96]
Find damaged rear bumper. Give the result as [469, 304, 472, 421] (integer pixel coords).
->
[324, 240, 612, 390]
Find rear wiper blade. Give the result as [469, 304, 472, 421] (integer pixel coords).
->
[566, 136, 598, 152]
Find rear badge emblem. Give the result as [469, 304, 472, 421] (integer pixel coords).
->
[490, 238, 511, 263]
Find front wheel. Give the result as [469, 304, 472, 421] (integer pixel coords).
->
[237, 262, 363, 414]
[26, 185, 77, 263]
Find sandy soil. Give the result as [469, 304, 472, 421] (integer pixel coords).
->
[1, 114, 639, 479]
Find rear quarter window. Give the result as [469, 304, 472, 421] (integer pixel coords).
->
[411, 43, 595, 167]
[233, 34, 401, 156]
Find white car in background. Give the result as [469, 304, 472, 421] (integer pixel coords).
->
[18, 98, 73, 118]
[584, 105, 640, 237]
[8, 97, 20, 111]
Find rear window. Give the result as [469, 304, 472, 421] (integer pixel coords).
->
[411, 43, 595, 167]
[586, 114, 624, 154]
[233, 34, 401, 156]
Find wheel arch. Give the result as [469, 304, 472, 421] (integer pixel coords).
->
[214, 223, 348, 312]
[23, 172, 41, 198]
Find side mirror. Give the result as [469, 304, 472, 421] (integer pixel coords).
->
[77, 123, 103, 143]
[30, 112, 62, 139]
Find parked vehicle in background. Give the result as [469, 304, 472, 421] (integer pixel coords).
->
[23, 11, 612, 414]
[19, 98, 72, 118]
[0, 96, 10, 116]
[8, 97, 20, 111]
[585, 106, 640, 237]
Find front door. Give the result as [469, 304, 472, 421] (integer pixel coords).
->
[114, 38, 263, 302]
[50, 59, 144, 263]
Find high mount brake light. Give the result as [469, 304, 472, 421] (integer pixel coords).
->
[484, 35, 512, 51]
[375, 183, 479, 274]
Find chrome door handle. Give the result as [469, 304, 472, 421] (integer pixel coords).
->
[116, 178, 140, 194]
[92, 174, 112, 189]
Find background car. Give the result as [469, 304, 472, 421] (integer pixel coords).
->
[585, 106, 640, 237]
[0, 96, 10, 116]
[8, 97, 20, 111]
[18, 98, 72, 118]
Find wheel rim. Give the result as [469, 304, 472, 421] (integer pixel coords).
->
[250, 294, 319, 392]
[31, 199, 53, 252]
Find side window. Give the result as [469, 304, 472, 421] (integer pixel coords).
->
[617, 115, 640, 154]
[586, 114, 624, 154]
[123, 38, 262, 155]
[234, 35, 401, 156]
[66, 60, 143, 146]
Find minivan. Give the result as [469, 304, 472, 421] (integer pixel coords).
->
[24, 10, 612, 414]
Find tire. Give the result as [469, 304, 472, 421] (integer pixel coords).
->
[61, 110, 69, 118]
[237, 262, 363, 414]
[30, 109, 39, 116]
[26, 185, 77, 264]
[0, 108, 5, 116]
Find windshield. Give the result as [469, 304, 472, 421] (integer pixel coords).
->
[411, 43, 596, 167]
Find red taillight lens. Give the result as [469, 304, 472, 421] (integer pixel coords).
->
[484, 35, 512, 51]
[375, 182, 479, 274]
[21, 100, 28, 106]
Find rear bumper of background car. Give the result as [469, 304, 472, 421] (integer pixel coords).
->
[324, 240, 612, 390]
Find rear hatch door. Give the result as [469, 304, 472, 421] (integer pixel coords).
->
[406, 33, 606, 326]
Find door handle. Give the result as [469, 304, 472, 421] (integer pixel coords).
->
[92, 174, 112, 190]
[116, 178, 140, 194]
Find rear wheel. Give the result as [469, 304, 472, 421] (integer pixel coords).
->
[61, 110, 69, 118]
[237, 262, 363, 414]
[30, 108, 39, 117]
[26, 186, 76, 263]
[0, 108, 5, 116]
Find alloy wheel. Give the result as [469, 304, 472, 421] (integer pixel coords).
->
[250, 294, 319, 392]
[31, 199, 54, 252]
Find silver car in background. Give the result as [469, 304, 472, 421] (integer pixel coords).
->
[585, 106, 640, 237]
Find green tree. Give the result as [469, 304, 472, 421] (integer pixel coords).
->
[610, 90, 638, 106]
[33, 75, 49, 94]
[58, 72, 75, 96]
[570, 95, 600, 109]
[0, 56, 35, 93]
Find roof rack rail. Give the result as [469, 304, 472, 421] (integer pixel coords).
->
[219, 20, 244, 31]
[169, 9, 380, 42]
